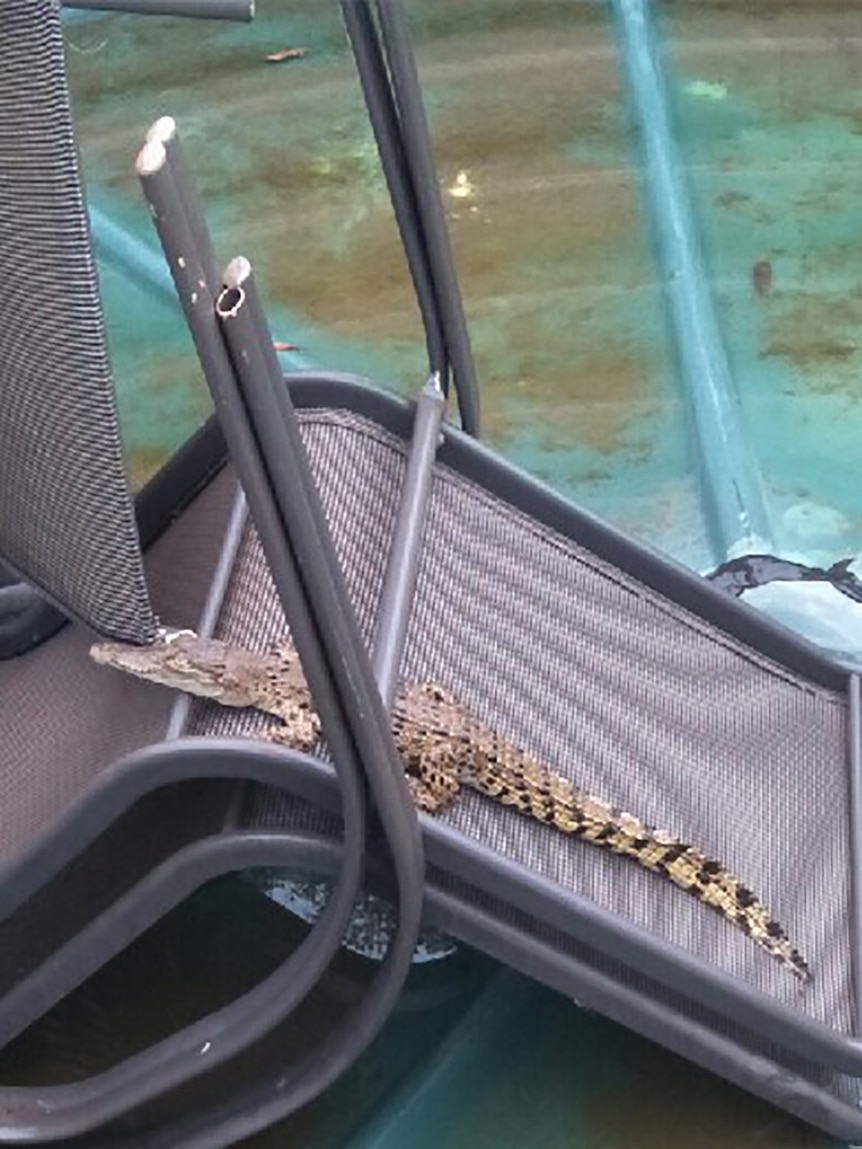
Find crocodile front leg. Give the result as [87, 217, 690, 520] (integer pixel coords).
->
[261, 704, 321, 754]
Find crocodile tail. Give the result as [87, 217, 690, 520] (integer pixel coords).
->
[472, 742, 810, 982]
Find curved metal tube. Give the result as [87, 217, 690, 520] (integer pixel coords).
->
[0, 738, 364, 1139]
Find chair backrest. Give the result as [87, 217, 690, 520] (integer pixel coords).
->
[0, 0, 156, 642]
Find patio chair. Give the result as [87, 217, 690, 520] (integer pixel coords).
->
[0, 3, 428, 1144]
[130, 8, 862, 1143]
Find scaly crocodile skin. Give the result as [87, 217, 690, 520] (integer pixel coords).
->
[91, 631, 810, 980]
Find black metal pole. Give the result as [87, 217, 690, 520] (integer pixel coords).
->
[145, 117, 219, 292]
[374, 0, 480, 436]
[340, 0, 448, 384]
[63, 0, 252, 19]
[371, 372, 445, 710]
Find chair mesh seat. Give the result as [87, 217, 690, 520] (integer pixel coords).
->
[0, 471, 235, 867]
[0, 0, 155, 641]
[187, 408, 851, 1038]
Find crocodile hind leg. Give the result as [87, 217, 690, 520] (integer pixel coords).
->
[392, 706, 462, 813]
[406, 771, 460, 813]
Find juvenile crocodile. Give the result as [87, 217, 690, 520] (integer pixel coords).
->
[91, 630, 810, 980]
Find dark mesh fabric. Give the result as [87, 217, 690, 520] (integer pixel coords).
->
[0, 0, 155, 641]
[187, 410, 850, 1041]
[0, 470, 236, 865]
